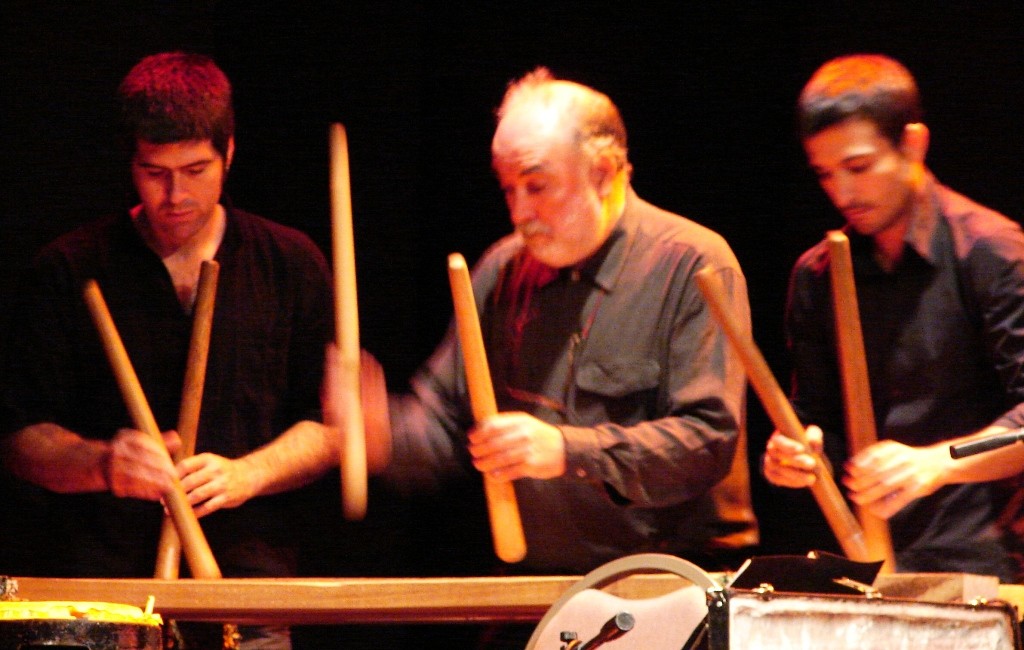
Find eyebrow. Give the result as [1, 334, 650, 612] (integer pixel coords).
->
[134, 158, 215, 170]
[809, 150, 877, 170]
[517, 163, 546, 177]
[492, 161, 547, 181]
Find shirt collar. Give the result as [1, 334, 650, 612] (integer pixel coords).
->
[561, 187, 636, 292]
[120, 200, 239, 260]
[903, 174, 941, 265]
[844, 173, 941, 269]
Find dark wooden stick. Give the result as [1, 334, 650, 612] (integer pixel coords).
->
[83, 280, 222, 579]
[827, 231, 896, 571]
[694, 266, 870, 561]
[154, 260, 220, 579]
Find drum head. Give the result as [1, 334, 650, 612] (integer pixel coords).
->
[0, 601, 161, 650]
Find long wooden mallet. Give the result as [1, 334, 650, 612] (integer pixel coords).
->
[694, 266, 870, 561]
[447, 252, 528, 564]
[154, 260, 220, 579]
[329, 122, 368, 521]
[827, 231, 896, 572]
[83, 279, 222, 579]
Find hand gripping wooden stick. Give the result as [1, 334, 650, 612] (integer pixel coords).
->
[826, 231, 896, 572]
[330, 123, 368, 521]
[694, 267, 870, 561]
[155, 260, 220, 579]
[447, 253, 527, 563]
[83, 279, 222, 579]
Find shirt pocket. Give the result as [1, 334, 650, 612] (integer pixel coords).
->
[574, 358, 660, 424]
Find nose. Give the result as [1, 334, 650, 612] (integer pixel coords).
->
[166, 173, 188, 206]
[507, 191, 534, 228]
[828, 171, 856, 209]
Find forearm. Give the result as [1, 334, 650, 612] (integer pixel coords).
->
[561, 412, 738, 508]
[2, 423, 109, 493]
[382, 392, 468, 494]
[233, 420, 338, 497]
[935, 424, 1024, 485]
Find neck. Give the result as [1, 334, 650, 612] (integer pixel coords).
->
[601, 171, 629, 229]
[873, 173, 929, 272]
[133, 205, 227, 311]
[873, 225, 907, 272]
[133, 204, 227, 261]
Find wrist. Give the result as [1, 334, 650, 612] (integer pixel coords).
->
[233, 455, 263, 500]
[926, 442, 955, 490]
[84, 439, 115, 493]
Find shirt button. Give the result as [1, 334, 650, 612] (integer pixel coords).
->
[575, 468, 587, 478]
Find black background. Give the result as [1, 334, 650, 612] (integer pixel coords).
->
[3, 2, 1023, 646]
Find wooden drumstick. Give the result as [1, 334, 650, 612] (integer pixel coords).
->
[827, 231, 896, 572]
[330, 122, 368, 521]
[83, 280, 222, 579]
[694, 267, 870, 562]
[154, 260, 220, 579]
[447, 253, 527, 564]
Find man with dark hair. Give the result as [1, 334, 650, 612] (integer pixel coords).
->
[118, 51, 236, 161]
[762, 54, 1024, 579]
[0, 52, 335, 649]
[354, 67, 758, 579]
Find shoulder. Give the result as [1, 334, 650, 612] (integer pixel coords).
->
[627, 192, 741, 272]
[226, 208, 330, 276]
[228, 208, 324, 258]
[791, 236, 832, 279]
[937, 185, 1024, 257]
[40, 214, 119, 255]
[473, 233, 524, 272]
[220, 209, 332, 298]
[935, 185, 1024, 300]
[32, 213, 124, 276]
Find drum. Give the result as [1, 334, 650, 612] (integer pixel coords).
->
[0, 600, 162, 650]
[526, 553, 717, 650]
[707, 588, 1021, 650]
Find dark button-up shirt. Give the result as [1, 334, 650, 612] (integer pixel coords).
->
[787, 178, 1024, 579]
[388, 188, 758, 573]
[1, 207, 332, 577]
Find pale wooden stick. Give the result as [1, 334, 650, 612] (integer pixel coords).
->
[827, 231, 897, 572]
[83, 280, 222, 579]
[330, 123, 368, 521]
[447, 253, 527, 564]
[694, 267, 870, 562]
[155, 260, 220, 579]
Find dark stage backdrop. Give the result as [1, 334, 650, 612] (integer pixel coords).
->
[3, 2, 1023, 645]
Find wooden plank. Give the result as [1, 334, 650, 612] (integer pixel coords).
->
[9, 575, 693, 625]
[11, 574, 1019, 625]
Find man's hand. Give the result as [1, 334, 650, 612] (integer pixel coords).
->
[844, 440, 948, 519]
[468, 411, 566, 482]
[765, 425, 948, 519]
[106, 428, 181, 500]
[322, 343, 393, 473]
[762, 425, 824, 488]
[178, 454, 257, 518]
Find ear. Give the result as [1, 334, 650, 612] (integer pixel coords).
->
[589, 151, 618, 198]
[899, 123, 929, 164]
[224, 136, 236, 171]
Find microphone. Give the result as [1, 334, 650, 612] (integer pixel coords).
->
[949, 428, 1024, 459]
[579, 611, 635, 649]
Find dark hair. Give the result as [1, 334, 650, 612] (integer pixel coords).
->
[118, 52, 234, 159]
[497, 67, 629, 172]
[797, 54, 922, 145]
